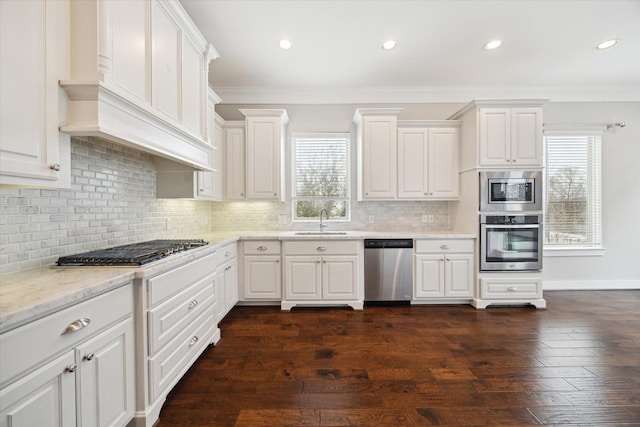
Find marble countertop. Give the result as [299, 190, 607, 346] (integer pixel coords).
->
[0, 230, 474, 333]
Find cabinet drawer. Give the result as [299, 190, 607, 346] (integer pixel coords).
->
[284, 240, 359, 255]
[147, 272, 215, 356]
[480, 277, 542, 299]
[217, 243, 238, 264]
[148, 312, 214, 402]
[415, 239, 473, 254]
[147, 253, 216, 306]
[243, 240, 281, 255]
[0, 284, 132, 385]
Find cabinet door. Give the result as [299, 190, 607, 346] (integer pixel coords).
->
[212, 121, 224, 200]
[322, 256, 358, 300]
[151, 2, 180, 121]
[397, 128, 428, 199]
[223, 259, 239, 311]
[0, 351, 76, 427]
[510, 108, 542, 166]
[214, 268, 226, 321]
[445, 255, 474, 298]
[181, 37, 204, 134]
[428, 128, 459, 198]
[246, 117, 281, 200]
[0, 0, 69, 187]
[76, 317, 135, 427]
[243, 256, 282, 300]
[361, 116, 397, 199]
[225, 127, 246, 200]
[478, 108, 511, 166]
[284, 256, 322, 300]
[414, 255, 445, 298]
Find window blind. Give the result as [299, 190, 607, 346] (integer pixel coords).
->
[543, 134, 602, 247]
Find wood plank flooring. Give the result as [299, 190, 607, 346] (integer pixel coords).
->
[157, 290, 640, 426]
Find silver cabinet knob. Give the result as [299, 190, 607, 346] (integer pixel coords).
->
[440, 244, 450, 250]
[188, 336, 199, 347]
[188, 300, 198, 309]
[65, 363, 77, 373]
[84, 353, 95, 361]
[225, 251, 231, 257]
[507, 287, 517, 292]
[49, 163, 61, 171]
[257, 246, 267, 251]
[316, 246, 327, 252]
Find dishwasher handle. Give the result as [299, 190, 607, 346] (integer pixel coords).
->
[364, 239, 414, 249]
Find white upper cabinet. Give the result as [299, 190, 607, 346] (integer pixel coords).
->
[354, 109, 402, 200]
[397, 123, 460, 200]
[60, 0, 219, 171]
[0, 0, 70, 188]
[450, 100, 545, 169]
[241, 109, 288, 201]
[225, 122, 246, 200]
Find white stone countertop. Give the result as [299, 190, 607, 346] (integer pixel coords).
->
[0, 230, 474, 333]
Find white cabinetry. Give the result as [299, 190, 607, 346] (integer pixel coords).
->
[474, 274, 546, 309]
[240, 109, 288, 201]
[397, 123, 460, 199]
[282, 240, 363, 310]
[215, 243, 239, 320]
[60, 0, 219, 170]
[0, 0, 70, 188]
[0, 284, 135, 427]
[225, 122, 246, 200]
[354, 109, 402, 200]
[136, 252, 219, 427]
[449, 100, 545, 170]
[241, 240, 282, 301]
[414, 239, 474, 303]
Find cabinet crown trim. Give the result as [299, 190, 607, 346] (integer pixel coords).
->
[353, 108, 404, 123]
[398, 120, 462, 128]
[448, 99, 548, 120]
[239, 109, 289, 124]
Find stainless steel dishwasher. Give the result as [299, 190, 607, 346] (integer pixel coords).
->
[364, 239, 413, 302]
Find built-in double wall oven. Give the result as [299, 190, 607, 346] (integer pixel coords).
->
[479, 171, 543, 272]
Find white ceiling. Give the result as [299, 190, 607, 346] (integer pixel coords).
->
[180, 0, 640, 104]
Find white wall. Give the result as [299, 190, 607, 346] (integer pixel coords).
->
[542, 102, 640, 289]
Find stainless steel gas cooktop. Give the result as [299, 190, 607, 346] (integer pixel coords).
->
[55, 239, 208, 266]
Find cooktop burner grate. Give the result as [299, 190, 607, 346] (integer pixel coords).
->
[56, 239, 208, 266]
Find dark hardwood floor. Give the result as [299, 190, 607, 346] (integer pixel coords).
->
[157, 290, 640, 426]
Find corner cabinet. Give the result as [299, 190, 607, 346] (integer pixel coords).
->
[241, 240, 282, 301]
[397, 123, 460, 200]
[60, 0, 219, 170]
[0, 283, 135, 427]
[0, 0, 71, 188]
[282, 240, 364, 311]
[240, 109, 288, 201]
[413, 239, 474, 304]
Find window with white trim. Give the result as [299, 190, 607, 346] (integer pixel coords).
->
[543, 131, 602, 249]
[291, 133, 350, 221]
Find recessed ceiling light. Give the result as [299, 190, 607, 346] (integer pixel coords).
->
[278, 39, 292, 50]
[483, 40, 502, 50]
[596, 39, 618, 50]
[382, 40, 397, 51]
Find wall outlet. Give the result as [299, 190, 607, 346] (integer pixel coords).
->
[368, 215, 375, 224]
[278, 214, 288, 225]
[422, 215, 435, 223]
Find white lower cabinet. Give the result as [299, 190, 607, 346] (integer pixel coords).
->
[135, 251, 219, 427]
[0, 284, 135, 427]
[282, 240, 363, 310]
[413, 239, 474, 303]
[214, 242, 239, 320]
[474, 274, 546, 309]
[241, 240, 282, 301]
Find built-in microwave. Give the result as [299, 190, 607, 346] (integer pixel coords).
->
[480, 170, 542, 212]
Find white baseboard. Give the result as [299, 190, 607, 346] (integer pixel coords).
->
[543, 280, 640, 290]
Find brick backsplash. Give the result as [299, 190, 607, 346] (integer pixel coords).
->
[0, 137, 212, 274]
[211, 200, 450, 232]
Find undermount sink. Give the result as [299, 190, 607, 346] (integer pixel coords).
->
[293, 231, 348, 235]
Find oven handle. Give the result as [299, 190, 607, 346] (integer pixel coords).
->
[483, 224, 540, 229]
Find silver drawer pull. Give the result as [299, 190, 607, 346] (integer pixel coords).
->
[84, 353, 95, 362]
[225, 251, 231, 257]
[61, 318, 91, 335]
[317, 246, 327, 252]
[65, 363, 77, 373]
[188, 300, 198, 309]
[188, 336, 199, 347]
[440, 244, 450, 250]
[507, 287, 517, 292]
[257, 245, 267, 251]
